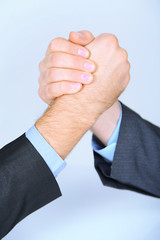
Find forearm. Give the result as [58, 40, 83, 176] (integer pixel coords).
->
[91, 101, 121, 146]
[35, 94, 96, 159]
[94, 103, 160, 198]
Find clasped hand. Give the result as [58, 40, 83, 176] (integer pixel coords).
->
[38, 30, 130, 117]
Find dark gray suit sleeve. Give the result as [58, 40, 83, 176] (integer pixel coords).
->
[94, 103, 160, 198]
[0, 134, 61, 239]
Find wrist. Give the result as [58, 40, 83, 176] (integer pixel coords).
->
[91, 100, 121, 146]
[58, 94, 100, 127]
[35, 95, 93, 159]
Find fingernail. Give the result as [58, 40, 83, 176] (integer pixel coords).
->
[70, 83, 81, 92]
[78, 48, 89, 58]
[84, 62, 95, 72]
[77, 32, 84, 38]
[81, 73, 93, 83]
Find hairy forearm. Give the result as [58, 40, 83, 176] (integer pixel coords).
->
[91, 101, 121, 146]
[35, 86, 120, 159]
[35, 94, 96, 159]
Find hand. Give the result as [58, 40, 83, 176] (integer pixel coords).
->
[74, 33, 130, 114]
[69, 32, 125, 144]
[35, 31, 130, 158]
[38, 31, 130, 117]
[38, 31, 96, 105]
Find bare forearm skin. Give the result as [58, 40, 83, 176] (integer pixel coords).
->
[91, 101, 121, 146]
[35, 94, 98, 160]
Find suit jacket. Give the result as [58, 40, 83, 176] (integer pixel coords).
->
[94, 103, 160, 198]
[0, 103, 159, 238]
[0, 135, 61, 239]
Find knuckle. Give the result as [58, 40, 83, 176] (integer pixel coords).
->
[127, 73, 131, 83]
[108, 34, 119, 47]
[38, 87, 43, 98]
[120, 82, 126, 92]
[50, 37, 65, 51]
[124, 77, 130, 89]
[122, 73, 130, 91]
[39, 60, 43, 72]
[99, 33, 119, 50]
[98, 33, 109, 39]
[128, 72, 131, 80]
[120, 48, 128, 59]
[125, 61, 131, 72]
[109, 34, 118, 42]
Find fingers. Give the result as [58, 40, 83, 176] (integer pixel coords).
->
[69, 30, 95, 45]
[39, 81, 83, 104]
[39, 52, 96, 73]
[38, 31, 96, 105]
[39, 68, 94, 85]
[46, 37, 90, 58]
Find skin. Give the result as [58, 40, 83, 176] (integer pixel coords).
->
[36, 96, 94, 159]
[38, 31, 130, 147]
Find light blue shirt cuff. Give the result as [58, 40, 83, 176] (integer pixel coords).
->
[25, 126, 66, 178]
[92, 103, 122, 162]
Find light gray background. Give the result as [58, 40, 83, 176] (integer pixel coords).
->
[0, 0, 160, 239]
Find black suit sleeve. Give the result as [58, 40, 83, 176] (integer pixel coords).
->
[93, 103, 160, 198]
[0, 134, 61, 239]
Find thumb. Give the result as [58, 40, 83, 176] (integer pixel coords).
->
[69, 30, 95, 46]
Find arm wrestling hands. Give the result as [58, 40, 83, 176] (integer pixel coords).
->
[36, 30, 130, 159]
